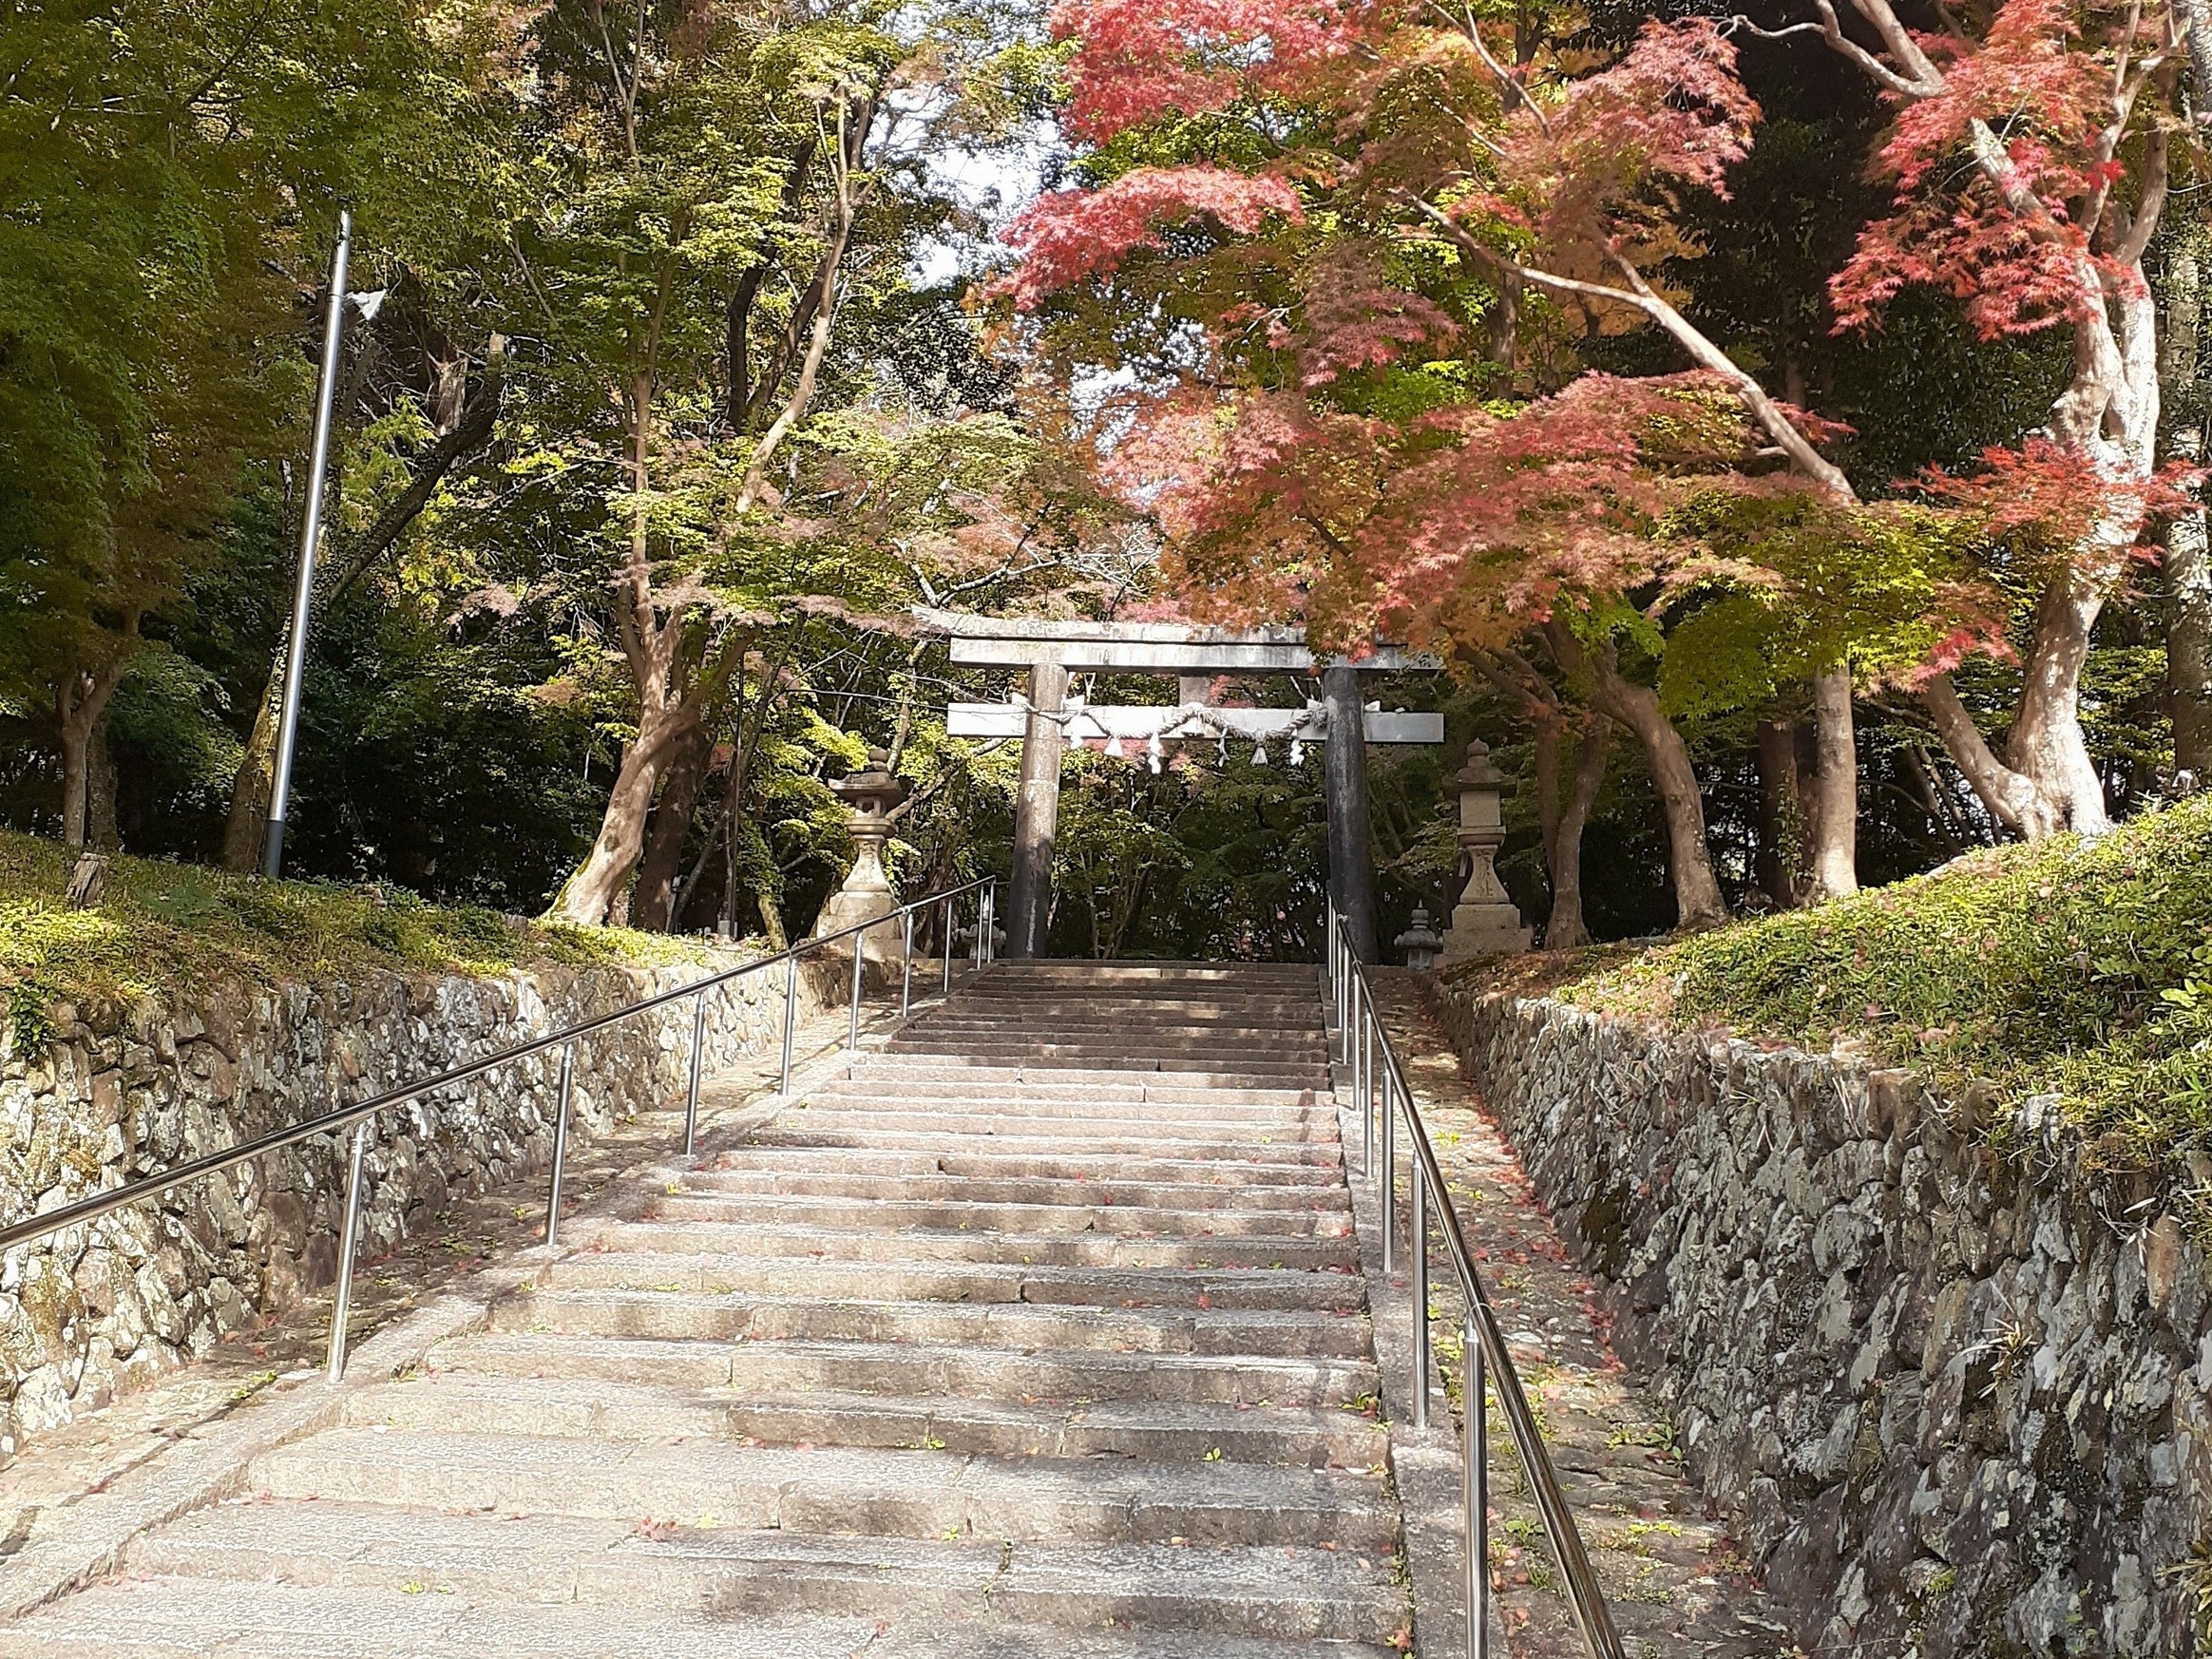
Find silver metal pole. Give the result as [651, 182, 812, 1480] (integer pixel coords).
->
[1361, 1003, 1375, 1177]
[848, 934, 865, 1055]
[1381, 1066, 1396, 1273]
[324, 1120, 371, 1384]
[779, 953, 798, 1096]
[1412, 1166, 1431, 1430]
[544, 1042, 575, 1246]
[941, 896, 953, 996]
[264, 211, 354, 880]
[1467, 1323, 1490, 1659]
[901, 907, 914, 1019]
[683, 989, 706, 1157]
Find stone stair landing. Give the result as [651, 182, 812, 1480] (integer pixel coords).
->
[0, 962, 1410, 1657]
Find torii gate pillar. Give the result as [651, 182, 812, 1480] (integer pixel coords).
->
[1323, 666, 1380, 963]
[1007, 659, 1067, 959]
[923, 611, 1438, 962]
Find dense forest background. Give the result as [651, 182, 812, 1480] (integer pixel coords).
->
[3, 0, 2204, 961]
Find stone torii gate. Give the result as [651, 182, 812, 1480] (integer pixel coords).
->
[919, 610, 1440, 961]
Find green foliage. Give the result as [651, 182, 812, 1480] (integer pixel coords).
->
[1544, 797, 2212, 1173]
[0, 0, 446, 721]
[1657, 492, 1989, 719]
[0, 830, 722, 1022]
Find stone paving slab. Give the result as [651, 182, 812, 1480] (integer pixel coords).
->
[1361, 973, 1798, 1659]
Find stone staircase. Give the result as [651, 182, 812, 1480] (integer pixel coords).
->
[0, 963, 1409, 1657]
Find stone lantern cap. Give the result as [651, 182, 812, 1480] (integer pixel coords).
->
[832, 748, 908, 818]
[1454, 739, 1505, 791]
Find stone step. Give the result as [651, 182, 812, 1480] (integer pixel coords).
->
[800, 1093, 1326, 1132]
[889, 1037, 1322, 1063]
[0, 1577, 1401, 1658]
[576, 1219, 1361, 1270]
[488, 1287, 1374, 1358]
[429, 1331, 1382, 1409]
[248, 1429, 1400, 1549]
[891, 1024, 1323, 1049]
[818, 1060, 1327, 1097]
[690, 1145, 1345, 1186]
[956, 996, 1324, 1006]
[725, 1127, 1344, 1165]
[539, 1251, 1366, 1310]
[920, 1009, 1324, 1030]
[758, 1111, 1339, 1145]
[127, 1502, 1404, 1643]
[641, 1192, 1355, 1239]
[813, 1083, 1326, 1110]
[906, 1019, 1328, 1041]
[344, 1373, 1387, 1467]
[672, 1169, 1353, 1211]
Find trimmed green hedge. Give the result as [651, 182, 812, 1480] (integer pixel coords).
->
[1490, 796, 2212, 1173]
[0, 832, 724, 1041]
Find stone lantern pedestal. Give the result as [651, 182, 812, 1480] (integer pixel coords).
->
[814, 748, 909, 967]
[1440, 740, 1532, 963]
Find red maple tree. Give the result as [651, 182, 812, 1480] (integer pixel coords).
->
[1007, 0, 2194, 900]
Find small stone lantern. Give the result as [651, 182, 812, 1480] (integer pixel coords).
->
[1440, 739, 1532, 963]
[814, 747, 908, 965]
[1395, 906, 1443, 972]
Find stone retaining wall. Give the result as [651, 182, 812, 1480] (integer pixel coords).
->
[1427, 980, 2211, 1658]
[0, 952, 835, 1459]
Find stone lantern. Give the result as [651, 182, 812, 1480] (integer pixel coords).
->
[1440, 739, 1532, 963]
[814, 747, 908, 965]
[1394, 906, 1443, 972]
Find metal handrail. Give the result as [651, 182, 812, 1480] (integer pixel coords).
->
[1325, 910, 1626, 1659]
[0, 874, 999, 1384]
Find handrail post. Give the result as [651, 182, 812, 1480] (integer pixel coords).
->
[544, 1041, 575, 1247]
[1412, 1161, 1431, 1429]
[1381, 1063, 1396, 1273]
[1361, 1002, 1375, 1177]
[778, 952, 799, 1096]
[1340, 952, 1355, 1064]
[941, 895, 953, 996]
[901, 907, 915, 1020]
[1467, 1324, 1490, 1659]
[324, 1120, 371, 1385]
[683, 988, 706, 1158]
[848, 931, 866, 1056]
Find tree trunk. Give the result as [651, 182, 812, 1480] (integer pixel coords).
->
[221, 677, 284, 870]
[1920, 217, 2165, 836]
[55, 653, 131, 850]
[1753, 719, 1801, 908]
[2158, 218, 2212, 780]
[1545, 621, 1726, 931]
[1545, 726, 1605, 948]
[58, 719, 90, 849]
[632, 722, 712, 931]
[548, 702, 694, 925]
[1532, 716, 1560, 913]
[2173, 508, 2212, 781]
[1805, 667, 1859, 902]
[87, 720, 119, 849]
